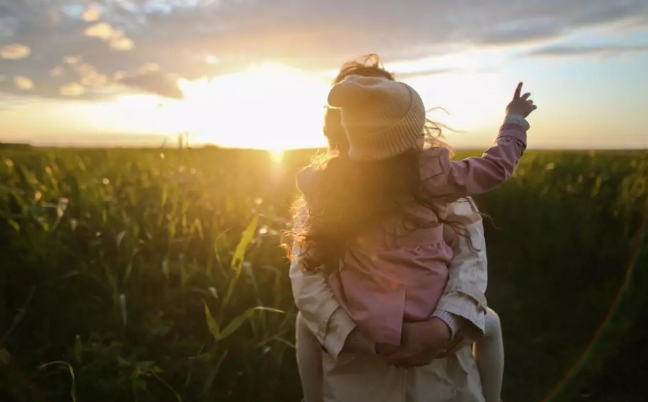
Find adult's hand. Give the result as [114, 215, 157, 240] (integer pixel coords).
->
[381, 318, 451, 368]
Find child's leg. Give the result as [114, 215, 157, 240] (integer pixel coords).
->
[296, 313, 324, 402]
[473, 308, 504, 402]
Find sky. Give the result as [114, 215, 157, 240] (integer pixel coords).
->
[1, 0, 647, 150]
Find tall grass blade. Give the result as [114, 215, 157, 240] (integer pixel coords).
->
[222, 215, 258, 308]
[203, 301, 220, 340]
[40, 361, 77, 402]
[218, 306, 284, 341]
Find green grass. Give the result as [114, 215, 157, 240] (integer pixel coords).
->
[0, 147, 646, 402]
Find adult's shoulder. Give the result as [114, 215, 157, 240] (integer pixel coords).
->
[446, 198, 481, 224]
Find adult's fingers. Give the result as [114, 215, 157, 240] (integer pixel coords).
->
[393, 357, 423, 369]
[514, 82, 523, 99]
[385, 353, 427, 367]
[521, 92, 531, 101]
[394, 360, 413, 369]
[383, 351, 408, 366]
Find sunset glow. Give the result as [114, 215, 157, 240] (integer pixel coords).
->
[37, 63, 332, 149]
[87, 64, 510, 150]
[1, 1, 647, 149]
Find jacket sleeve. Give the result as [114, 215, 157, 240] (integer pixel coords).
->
[290, 246, 363, 360]
[436, 198, 489, 340]
[289, 198, 358, 360]
[420, 116, 528, 198]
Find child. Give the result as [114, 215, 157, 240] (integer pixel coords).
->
[295, 76, 535, 402]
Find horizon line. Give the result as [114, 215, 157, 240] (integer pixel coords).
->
[1, 142, 646, 152]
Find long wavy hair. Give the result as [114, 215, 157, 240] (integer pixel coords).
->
[288, 54, 473, 274]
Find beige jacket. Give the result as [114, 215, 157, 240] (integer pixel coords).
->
[290, 199, 488, 402]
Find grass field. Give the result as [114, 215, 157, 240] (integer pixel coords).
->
[1, 147, 647, 402]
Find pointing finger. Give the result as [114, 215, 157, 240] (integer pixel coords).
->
[514, 82, 523, 99]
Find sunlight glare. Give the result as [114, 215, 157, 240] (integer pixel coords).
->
[177, 63, 330, 150]
[72, 62, 510, 150]
[269, 149, 284, 163]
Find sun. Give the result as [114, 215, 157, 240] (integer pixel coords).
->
[176, 63, 330, 150]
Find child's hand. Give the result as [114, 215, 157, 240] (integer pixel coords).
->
[506, 82, 537, 117]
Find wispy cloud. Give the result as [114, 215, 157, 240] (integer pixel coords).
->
[527, 43, 648, 58]
[394, 67, 461, 80]
[0, 0, 646, 100]
[118, 72, 184, 99]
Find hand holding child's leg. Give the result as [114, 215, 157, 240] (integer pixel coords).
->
[375, 343, 399, 356]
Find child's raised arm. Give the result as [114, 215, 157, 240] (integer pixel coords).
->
[420, 83, 536, 198]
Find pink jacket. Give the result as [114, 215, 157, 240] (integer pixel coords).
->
[299, 119, 528, 346]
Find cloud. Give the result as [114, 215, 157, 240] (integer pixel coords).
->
[14, 76, 34, 90]
[395, 68, 461, 80]
[0, 0, 646, 101]
[0, 44, 31, 59]
[59, 82, 86, 96]
[527, 43, 648, 58]
[84, 22, 135, 50]
[82, 6, 102, 23]
[118, 72, 184, 99]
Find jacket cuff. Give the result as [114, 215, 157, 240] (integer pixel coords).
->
[432, 310, 464, 339]
[504, 114, 530, 130]
[497, 123, 528, 149]
[343, 328, 376, 354]
[436, 293, 487, 341]
[324, 307, 358, 360]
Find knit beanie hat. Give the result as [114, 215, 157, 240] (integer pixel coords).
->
[327, 75, 426, 161]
